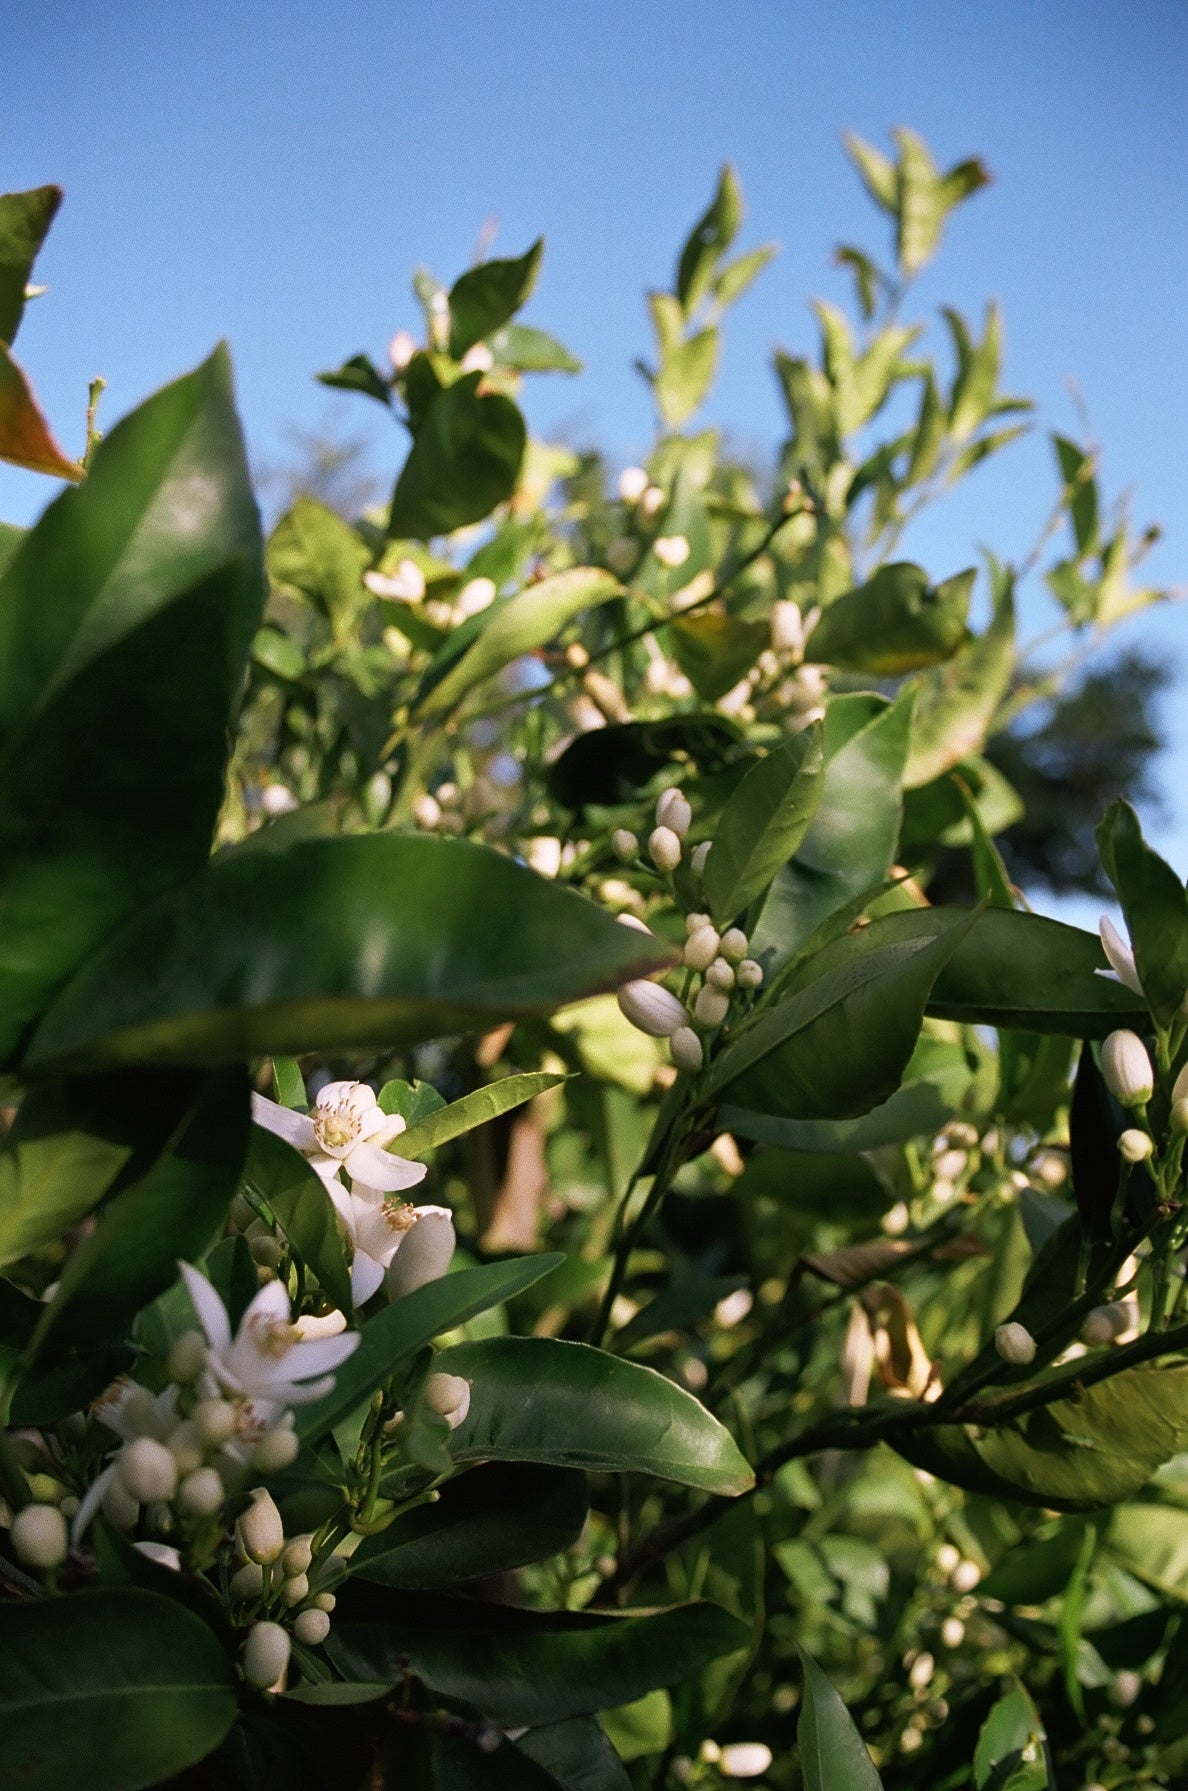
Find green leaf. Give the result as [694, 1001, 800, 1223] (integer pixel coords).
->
[436, 1335, 755, 1494]
[0, 1588, 237, 1791]
[653, 327, 719, 428]
[351, 1462, 589, 1587]
[676, 165, 743, 314]
[547, 714, 744, 810]
[515, 1718, 632, 1791]
[1098, 798, 1188, 1023]
[0, 185, 61, 346]
[243, 1124, 352, 1313]
[315, 352, 392, 406]
[328, 1593, 749, 1727]
[713, 244, 776, 310]
[973, 1681, 1051, 1791]
[945, 302, 1003, 441]
[399, 1071, 565, 1157]
[751, 691, 914, 968]
[843, 133, 898, 214]
[296, 1256, 562, 1438]
[267, 496, 369, 630]
[0, 1113, 130, 1269]
[1052, 434, 1099, 555]
[805, 563, 972, 675]
[448, 241, 543, 359]
[669, 613, 768, 704]
[611, 1275, 748, 1354]
[25, 835, 672, 1072]
[703, 724, 825, 924]
[377, 1078, 446, 1126]
[722, 1067, 966, 1154]
[0, 349, 263, 1066]
[388, 372, 526, 540]
[417, 567, 621, 716]
[488, 323, 582, 374]
[796, 1643, 884, 1790]
[904, 562, 1014, 788]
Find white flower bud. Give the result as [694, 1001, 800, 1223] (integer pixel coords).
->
[454, 575, 497, 620]
[770, 600, 806, 656]
[617, 466, 649, 504]
[941, 1617, 965, 1650]
[685, 911, 712, 933]
[388, 329, 417, 373]
[950, 1558, 982, 1593]
[735, 958, 764, 990]
[230, 1562, 265, 1599]
[294, 1608, 332, 1646]
[638, 485, 665, 518]
[194, 1399, 238, 1447]
[1119, 1128, 1154, 1163]
[694, 985, 731, 1029]
[412, 793, 442, 830]
[365, 558, 425, 604]
[177, 1467, 224, 1518]
[253, 1425, 300, 1474]
[653, 535, 690, 569]
[10, 1503, 68, 1570]
[670, 1027, 704, 1073]
[690, 840, 712, 879]
[994, 1322, 1037, 1366]
[242, 1621, 291, 1690]
[648, 826, 682, 871]
[719, 1742, 773, 1780]
[281, 1573, 309, 1606]
[655, 788, 692, 837]
[706, 957, 735, 991]
[1101, 1030, 1154, 1107]
[1080, 1303, 1131, 1347]
[719, 928, 748, 963]
[933, 1149, 968, 1181]
[313, 1592, 336, 1613]
[166, 1330, 208, 1384]
[237, 1490, 285, 1565]
[617, 980, 688, 1038]
[605, 536, 638, 575]
[119, 1437, 178, 1505]
[611, 828, 638, 862]
[684, 925, 721, 971]
[460, 342, 494, 374]
[424, 1372, 472, 1431]
[282, 1536, 314, 1579]
[101, 1476, 140, 1530]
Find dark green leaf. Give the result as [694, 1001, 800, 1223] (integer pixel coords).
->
[448, 241, 543, 359]
[0, 185, 61, 346]
[244, 1124, 352, 1313]
[389, 373, 526, 541]
[805, 563, 972, 674]
[400, 1072, 565, 1157]
[547, 714, 744, 811]
[0, 1588, 237, 1791]
[723, 1068, 965, 1154]
[25, 835, 672, 1071]
[676, 165, 742, 314]
[1069, 1044, 1122, 1245]
[973, 1681, 1051, 1791]
[437, 1335, 754, 1493]
[0, 1113, 130, 1269]
[669, 612, 767, 704]
[796, 1643, 884, 1790]
[296, 1256, 563, 1438]
[515, 1718, 632, 1791]
[1098, 798, 1188, 1023]
[351, 1463, 589, 1587]
[703, 724, 825, 924]
[315, 352, 392, 406]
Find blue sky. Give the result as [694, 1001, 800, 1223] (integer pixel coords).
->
[4, 1, 1186, 911]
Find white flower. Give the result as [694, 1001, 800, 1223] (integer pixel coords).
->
[424, 1371, 471, 1430]
[179, 1262, 359, 1412]
[364, 559, 426, 604]
[653, 535, 690, 569]
[388, 329, 417, 373]
[251, 1081, 428, 1197]
[1098, 915, 1144, 996]
[385, 1206, 457, 1299]
[453, 575, 497, 620]
[460, 342, 494, 374]
[617, 466, 649, 504]
[324, 1176, 455, 1306]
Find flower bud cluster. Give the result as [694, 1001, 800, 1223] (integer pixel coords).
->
[232, 1492, 339, 1688]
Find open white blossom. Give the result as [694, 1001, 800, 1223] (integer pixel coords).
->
[251, 1081, 428, 1197]
[1098, 915, 1144, 996]
[325, 1178, 456, 1305]
[179, 1262, 359, 1411]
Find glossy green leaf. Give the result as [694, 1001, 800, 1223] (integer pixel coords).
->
[0, 1588, 237, 1791]
[1098, 798, 1188, 1022]
[515, 1717, 632, 1791]
[796, 1643, 884, 1790]
[328, 1593, 749, 1726]
[973, 1682, 1051, 1791]
[722, 1066, 966, 1154]
[904, 562, 1014, 788]
[1106, 1503, 1188, 1603]
[243, 1124, 352, 1313]
[0, 185, 60, 345]
[296, 1255, 562, 1438]
[669, 612, 767, 704]
[0, 349, 263, 1065]
[805, 563, 972, 674]
[351, 1462, 589, 1587]
[677, 165, 742, 314]
[267, 496, 369, 630]
[449, 240, 543, 358]
[703, 724, 825, 924]
[388, 372, 526, 540]
[750, 691, 914, 968]
[417, 567, 621, 715]
[399, 1071, 566, 1157]
[437, 1335, 755, 1493]
[25, 835, 671, 1071]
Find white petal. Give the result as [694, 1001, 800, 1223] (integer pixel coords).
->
[282, 1332, 360, 1381]
[316, 1080, 371, 1110]
[386, 1208, 455, 1299]
[322, 1174, 356, 1231]
[238, 1277, 294, 1329]
[1100, 915, 1144, 997]
[71, 1464, 116, 1548]
[344, 1140, 429, 1193]
[280, 1374, 338, 1405]
[179, 1262, 232, 1355]
[311, 1153, 349, 1185]
[251, 1093, 317, 1153]
[361, 1110, 408, 1146]
[350, 1251, 387, 1305]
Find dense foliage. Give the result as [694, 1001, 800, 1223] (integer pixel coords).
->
[0, 134, 1183, 1790]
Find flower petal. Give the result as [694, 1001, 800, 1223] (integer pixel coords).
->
[281, 1375, 338, 1405]
[350, 1251, 387, 1306]
[71, 1464, 116, 1548]
[386, 1207, 456, 1299]
[282, 1332, 360, 1381]
[1100, 915, 1144, 997]
[345, 1140, 428, 1193]
[179, 1262, 233, 1355]
[251, 1093, 317, 1153]
[360, 1110, 407, 1146]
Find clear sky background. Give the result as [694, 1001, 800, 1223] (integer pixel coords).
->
[4, 1, 1186, 921]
